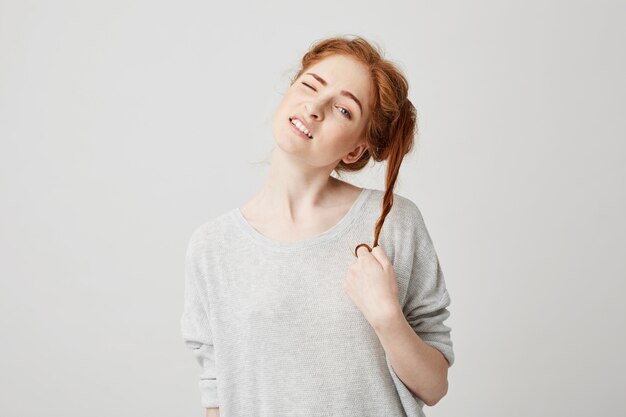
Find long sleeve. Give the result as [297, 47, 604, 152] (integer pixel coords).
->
[180, 231, 219, 408]
[402, 203, 455, 369]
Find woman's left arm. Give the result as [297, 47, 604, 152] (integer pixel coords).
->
[371, 306, 449, 407]
[344, 244, 450, 407]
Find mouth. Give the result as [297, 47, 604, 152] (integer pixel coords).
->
[288, 117, 314, 140]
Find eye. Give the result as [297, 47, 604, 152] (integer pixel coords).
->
[338, 107, 352, 119]
[301, 81, 352, 120]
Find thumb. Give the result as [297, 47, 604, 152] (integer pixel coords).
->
[370, 245, 391, 269]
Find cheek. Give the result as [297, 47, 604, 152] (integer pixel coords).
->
[277, 95, 299, 117]
[273, 97, 293, 123]
[324, 129, 355, 153]
[328, 123, 356, 142]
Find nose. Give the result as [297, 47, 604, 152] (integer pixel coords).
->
[305, 97, 325, 121]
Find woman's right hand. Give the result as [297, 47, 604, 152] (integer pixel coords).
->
[206, 407, 220, 417]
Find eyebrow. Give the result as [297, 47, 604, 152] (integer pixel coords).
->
[305, 72, 363, 116]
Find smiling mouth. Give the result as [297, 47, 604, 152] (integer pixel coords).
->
[288, 117, 314, 139]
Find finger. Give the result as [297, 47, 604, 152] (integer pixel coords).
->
[355, 244, 371, 258]
[370, 245, 392, 269]
[356, 244, 382, 270]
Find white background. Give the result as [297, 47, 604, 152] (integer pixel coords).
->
[1, 0, 624, 416]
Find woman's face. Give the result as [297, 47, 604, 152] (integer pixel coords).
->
[272, 54, 373, 169]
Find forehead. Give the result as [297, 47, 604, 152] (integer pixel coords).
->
[304, 54, 372, 108]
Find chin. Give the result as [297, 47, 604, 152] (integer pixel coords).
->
[271, 115, 304, 153]
[274, 130, 302, 155]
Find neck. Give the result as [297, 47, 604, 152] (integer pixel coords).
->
[252, 147, 344, 220]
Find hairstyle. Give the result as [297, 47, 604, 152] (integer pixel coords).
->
[289, 34, 418, 253]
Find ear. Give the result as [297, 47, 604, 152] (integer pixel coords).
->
[342, 141, 369, 164]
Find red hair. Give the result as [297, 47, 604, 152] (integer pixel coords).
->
[290, 34, 417, 253]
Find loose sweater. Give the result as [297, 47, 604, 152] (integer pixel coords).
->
[180, 187, 454, 417]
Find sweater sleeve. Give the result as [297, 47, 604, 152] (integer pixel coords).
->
[402, 203, 455, 369]
[180, 231, 219, 408]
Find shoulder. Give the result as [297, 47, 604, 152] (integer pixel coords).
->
[186, 210, 234, 255]
[368, 188, 426, 231]
[366, 189, 437, 262]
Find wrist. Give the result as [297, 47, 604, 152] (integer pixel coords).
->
[372, 304, 405, 333]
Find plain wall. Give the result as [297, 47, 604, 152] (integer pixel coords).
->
[1, 0, 624, 416]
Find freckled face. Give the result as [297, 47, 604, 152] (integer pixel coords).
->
[271, 54, 372, 168]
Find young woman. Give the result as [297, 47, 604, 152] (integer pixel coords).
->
[181, 35, 455, 417]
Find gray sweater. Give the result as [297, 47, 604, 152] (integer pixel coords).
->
[180, 187, 454, 417]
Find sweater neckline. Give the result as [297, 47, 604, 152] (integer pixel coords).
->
[231, 187, 372, 250]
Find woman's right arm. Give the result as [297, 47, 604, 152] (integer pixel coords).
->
[180, 230, 220, 412]
[206, 407, 220, 417]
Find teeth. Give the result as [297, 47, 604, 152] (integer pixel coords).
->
[291, 118, 313, 138]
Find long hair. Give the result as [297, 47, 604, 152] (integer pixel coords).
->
[290, 34, 417, 252]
